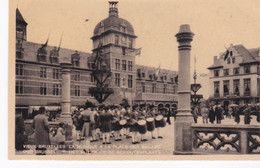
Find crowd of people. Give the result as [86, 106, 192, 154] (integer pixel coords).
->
[71, 104, 169, 153]
[191, 103, 260, 125]
[16, 104, 171, 154]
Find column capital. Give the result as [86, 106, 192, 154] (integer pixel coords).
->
[175, 24, 194, 45]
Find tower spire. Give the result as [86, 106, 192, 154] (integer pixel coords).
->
[109, 1, 118, 17]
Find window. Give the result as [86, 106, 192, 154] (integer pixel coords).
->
[141, 82, 145, 92]
[115, 35, 119, 45]
[72, 58, 80, 67]
[163, 84, 167, 94]
[74, 71, 80, 81]
[152, 83, 156, 93]
[115, 73, 120, 87]
[40, 83, 47, 95]
[40, 67, 47, 78]
[149, 74, 153, 80]
[128, 61, 133, 71]
[224, 69, 229, 76]
[232, 57, 235, 63]
[122, 35, 126, 43]
[53, 84, 60, 96]
[122, 60, 126, 71]
[16, 81, 23, 94]
[244, 65, 250, 74]
[142, 72, 145, 78]
[115, 59, 120, 70]
[223, 80, 229, 96]
[129, 39, 133, 48]
[214, 70, 219, 77]
[214, 81, 220, 97]
[128, 75, 133, 88]
[244, 78, 251, 96]
[233, 79, 240, 96]
[227, 58, 231, 64]
[53, 68, 60, 79]
[74, 85, 80, 97]
[122, 47, 126, 55]
[233, 68, 239, 75]
[16, 64, 23, 76]
[137, 69, 141, 78]
[230, 51, 233, 56]
[122, 27, 126, 32]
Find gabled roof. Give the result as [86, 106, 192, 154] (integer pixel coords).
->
[208, 44, 260, 69]
[16, 8, 27, 25]
[233, 45, 257, 64]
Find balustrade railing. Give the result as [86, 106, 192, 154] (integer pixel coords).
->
[191, 124, 260, 154]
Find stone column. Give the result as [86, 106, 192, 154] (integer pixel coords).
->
[174, 24, 194, 154]
[59, 62, 73, 145]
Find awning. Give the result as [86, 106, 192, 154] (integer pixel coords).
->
[28, 106, 61, 114]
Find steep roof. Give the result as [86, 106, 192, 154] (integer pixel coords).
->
[22, 41, 92, 69]
[208, 44, 260, 69]
[16, 8, 27, 25]
[136, 65, 178, 82]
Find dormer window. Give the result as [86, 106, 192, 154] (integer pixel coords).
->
[121, 35, 127, 43]
[98, 22, 104, 34]
[37, 45, 47, 62]
[50, 47, 59, 64]
[71, 51, 80, 67]
[227, 58, 231, 64]
[244, 65, 250, 74]
[224, 69, 229, 76]
[120, 25, 127, 33]
[214, 70, 219, 77]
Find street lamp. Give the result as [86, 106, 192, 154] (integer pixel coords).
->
[190, 57, 202, 106]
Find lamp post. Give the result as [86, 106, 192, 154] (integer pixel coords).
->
[191, 70, 202, 106]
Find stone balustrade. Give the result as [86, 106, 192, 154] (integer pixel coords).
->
[191, 124, 260, 154]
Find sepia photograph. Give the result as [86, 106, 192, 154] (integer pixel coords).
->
[9, 0, 260, 160]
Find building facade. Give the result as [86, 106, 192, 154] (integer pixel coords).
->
[15, 2, 178, 117]
[208, 44, 260, 109]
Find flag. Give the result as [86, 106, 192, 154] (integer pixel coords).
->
[154, 64, 160, 80]
[58, 32, 63, 51]
[135, 48, 142, 56]
[42, 32, 50, 48]
[223, 49, 230, 61]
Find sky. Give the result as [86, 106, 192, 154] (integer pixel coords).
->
[12, 0, 260, 74]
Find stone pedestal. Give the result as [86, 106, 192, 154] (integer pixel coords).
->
[58, 62, 73, 145]
[174, 25, 194, 154]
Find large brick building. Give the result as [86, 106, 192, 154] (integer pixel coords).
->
[208, 44, 260, 109]
[15, 2, 178, 117]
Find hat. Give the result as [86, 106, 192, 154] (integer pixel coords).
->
[79, 108, 84, 112]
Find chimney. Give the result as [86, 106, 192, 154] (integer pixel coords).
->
[214, 56, 218, 64]
[109, 1, 118, 17]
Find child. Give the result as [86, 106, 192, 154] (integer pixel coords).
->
[55, 122, 65, 145]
